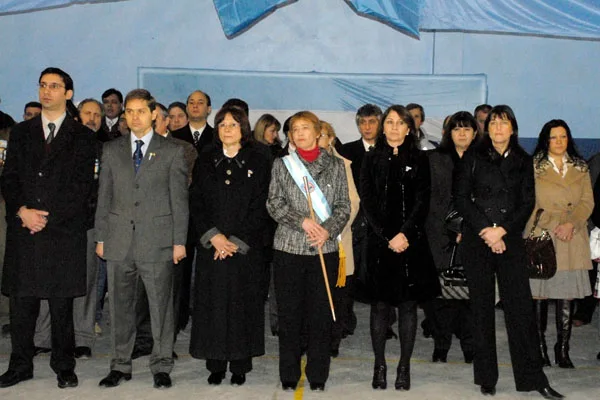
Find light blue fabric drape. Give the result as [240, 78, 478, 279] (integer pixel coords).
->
[212, 0, 292, 37]
[0, 0, 107, 14]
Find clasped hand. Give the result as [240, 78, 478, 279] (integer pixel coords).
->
[479, 226, 507, 254]
[302, 218, 329, 248]
[18, 206, 49, 234]
[210, 233, 238, 260]
[554, 222, 574, 242]
[388, 232, 409, 253]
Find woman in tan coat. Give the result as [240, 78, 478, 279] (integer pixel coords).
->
[527, 119, 593, 369]
[319, 121, 359, 357]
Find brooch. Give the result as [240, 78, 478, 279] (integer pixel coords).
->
[248, 169, 253, 178]
[405, 166, 412, 172]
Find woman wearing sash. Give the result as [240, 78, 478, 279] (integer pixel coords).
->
[356, 105, 439, 391]
[267, 111, 350, 391]
[189, 106, 271, 386]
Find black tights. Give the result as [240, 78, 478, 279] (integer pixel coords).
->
[370, 300, 417, 368]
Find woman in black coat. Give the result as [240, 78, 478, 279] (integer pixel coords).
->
[356, 105, 439, 391]
[189, 106, 270, 386]
[425, 111, 479, 364]
[453, 105, 562, 399]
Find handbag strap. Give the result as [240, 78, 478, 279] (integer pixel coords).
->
[528, 208, 545, 238]
[449, 243, 458, 268]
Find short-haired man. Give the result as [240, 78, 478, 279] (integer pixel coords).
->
[33, 97, 104, 359]
[406, 103, 437, 150]
[23, 102, 42, 121]
[474, 104, 492, 135]
[98, 88, 123, 142]
[0, 67, 96, 389]
[167, 102, 188, 132]
[171, 90, 213, 152]
[95, 89, 188, 389]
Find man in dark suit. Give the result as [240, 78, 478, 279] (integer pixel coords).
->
[98, 88, 123, 142]
[95, 89, 188, 389]
[171, 90, 213, 152]
[0, 67, 96, 389]
[339, 104, 382, 337]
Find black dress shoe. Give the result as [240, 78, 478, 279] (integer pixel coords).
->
[282, 381, 297, 391]
[99, 370, 132, 387]
[230, 373, 246, 386]
[153, 372, 172, 389]
[207, 371, 226, 385]
[131, 347, 152, 360]
[310, 382, 325, 391]
[464, 350, 475, 364]
[394, 365, 410, 391]
[537, 386, 564, 400]
[74, 346, 92, 359]
[371, 365, 387, 389]
[0, 370, 33, 388]
[57, 370, 78, 388]
[34, 346, 51, 356]
[480, 385, 496, 396]
[432, 348, 448, 363]
[330, 348, 339, 358]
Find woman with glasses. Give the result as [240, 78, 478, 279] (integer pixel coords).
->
[188, 106, 271, 386]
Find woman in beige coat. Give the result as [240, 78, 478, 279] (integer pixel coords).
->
[527, 119, 593, 369]
[319, 121, 359, 356]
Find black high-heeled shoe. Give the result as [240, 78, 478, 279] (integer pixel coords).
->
[281, 381, 297, 391]
[480, 385, 496, 396]
[230, 373, 245, 386]
[432, 348, 448, 363]
[537, 386, 564, 400]
[394, 365, 410, 391]
[371, 365, 386, 389]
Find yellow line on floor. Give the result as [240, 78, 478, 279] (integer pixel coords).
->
[294, 358, 307, 400]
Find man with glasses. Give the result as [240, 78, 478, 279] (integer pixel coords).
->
[0, 67, 96, 389]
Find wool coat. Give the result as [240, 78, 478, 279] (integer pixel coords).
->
[525, 155, 593, 272]
[189, 143, 270, 361]
[1, 116, 96, 297]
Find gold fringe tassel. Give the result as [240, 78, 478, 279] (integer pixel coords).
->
[336, 242, 346, 288]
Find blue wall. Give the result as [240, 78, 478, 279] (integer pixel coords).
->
[0, 0, 599, 142]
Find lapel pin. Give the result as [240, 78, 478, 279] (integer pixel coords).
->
[149, 152, 156, 160]
[248, 169, 253, 178]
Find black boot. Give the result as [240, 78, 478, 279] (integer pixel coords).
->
[554, 299, 575, 368]
[533, 299, 551, 367]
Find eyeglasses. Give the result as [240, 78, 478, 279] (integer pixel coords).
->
[218, 122, 240, 130]
[38, 82, 65, 90]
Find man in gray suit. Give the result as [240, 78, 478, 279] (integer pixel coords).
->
[94, 89, 188, 389]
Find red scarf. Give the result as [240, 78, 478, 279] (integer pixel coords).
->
[297, 146, 320, 162]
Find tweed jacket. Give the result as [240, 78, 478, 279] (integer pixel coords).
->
[525, 154, 593, 271]
[267, 149, 350, 256]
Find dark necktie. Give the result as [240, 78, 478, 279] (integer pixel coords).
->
[47, 122, 56, 145]
[368, 145, 374, 152]
[193, 130, 200, 146]
[133, 140, 144, 173]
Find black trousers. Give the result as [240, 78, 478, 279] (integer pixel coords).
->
[273, 250, 338, 385]
[432, 298, 473, 352]
[9, 296, 75, 374]
[463, 236, 548, 391]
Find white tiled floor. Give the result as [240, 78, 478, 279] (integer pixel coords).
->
[0, 302, 598, 399]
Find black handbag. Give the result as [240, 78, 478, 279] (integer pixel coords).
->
[439, 243, 469, 300]
[445, 208, 463, 234]
[524, 209, 557, 280]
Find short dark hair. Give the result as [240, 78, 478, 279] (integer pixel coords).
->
[375, 105, 417, 148]
[474, 104, 492, 115]
[101, 88, 123, 103]
[124, 89, 156, 112]
[186, 90, 211, 107]
[438, 111, 479, 152]
[533, 119, 582, 161]
[213, 106, 252, 147]
[406, 103, 425, 120]
[39, 67, 74, 92]
[167, 101, 188, 116]
[222, 98, 248, 117]
[282, 116, 292, 138]
[24, 101, 42, 112]
[355, 104, 382, 125]
[77, 98, 104, 116]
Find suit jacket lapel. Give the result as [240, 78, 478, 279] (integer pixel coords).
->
[45, 117, 73, 163]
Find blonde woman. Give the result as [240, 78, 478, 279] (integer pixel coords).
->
[319, 121, 359, 356]
[253, 113, 282, 158]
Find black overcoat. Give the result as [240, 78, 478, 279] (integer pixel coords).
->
[355, 137, 440, 305]
[189, 143, 270, 361]
[1, 116, 96, 297]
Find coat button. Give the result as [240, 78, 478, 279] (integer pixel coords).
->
[500, 208, 507, 213]
[226, 169, 232, 175]
[135, 184, 139, 189]
[38, 172, 43, 177]
[225, 179, 230, 185]
[130, 220, 134, 224]
[134, 201, 140, 206]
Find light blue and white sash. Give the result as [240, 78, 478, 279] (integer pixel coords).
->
[282, 151, 331, 223]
